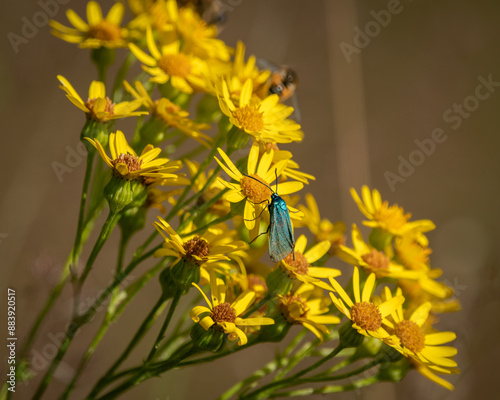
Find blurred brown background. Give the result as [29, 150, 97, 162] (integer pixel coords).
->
[1, 0, 499, 399]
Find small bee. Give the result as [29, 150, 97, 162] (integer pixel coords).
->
[268, 67, 299, 102]
[258, 60, 301, 122]
[176, 0, 228, 26]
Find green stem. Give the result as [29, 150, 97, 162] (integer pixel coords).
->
[268, 376, 378, 398]
[88, 297, 167, 398]
[111, 52, 136, 103]
[31, 211, 119, 399]
[96, 343, 198, 400]
[145, 291, 182, 362]
[242, 344, 345, 400]
[78, 210, 119, 285]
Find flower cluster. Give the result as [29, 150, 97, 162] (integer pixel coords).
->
[30, 2, 461, 399]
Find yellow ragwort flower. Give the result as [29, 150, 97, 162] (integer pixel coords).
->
[279, 283, 340, 341]
[58, 75, 146, 122]
[49, 1, 128, 48]
[191, 273, 274, 345]
[280, 235, 341, 290]
[328, 267, 404, 339]
[217, 78, 304, 144]
[351, 186, 435, 236]
[153, 217, 247, 267]
[215, 143, 303, 231]
[129, 27, 209, 93]
[85, 130, 179, 181]
[124, 80, 212, 147]
[296, 193, 346, 253]
[337, 224, 425, 280]
[383, 287, 458, 390]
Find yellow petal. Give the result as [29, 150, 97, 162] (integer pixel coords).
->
[328, 277, 353, 308]
[425, 332, 456, 345]
[199, 316, 215, 331]
[192, 282, 212, 309]
[190, 306, 211, 322]
[239, 79, 253, 108]
[232, 290, 255, 315]
[410, 302, 432, 326]
[304, 240, 331, 264]
[66, 9, 88, 31]
[378, 296, 405, 318]
[106, 2, 124, 25]
[361, 272, 376, 302]
[353, 266, 361, 303]
[215, 148, 243, 181]
[247, 142, 259, 175]
[87, 1, 103, 26]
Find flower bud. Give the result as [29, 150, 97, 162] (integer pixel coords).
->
[190, 322, 224, 352]
[255, 313, 290, 343]
[369, 228, 394, 252]
[104, 176, 147, 214]
[265, 267, 294, 297]
[338, 321, 364, 348]
[226, 125, 249, 153]
[197, 94, 222, 123]
[159, 258, 201, 299]
[81, 120, 110, 152]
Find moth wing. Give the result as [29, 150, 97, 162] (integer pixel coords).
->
[268, 199, 295, 263]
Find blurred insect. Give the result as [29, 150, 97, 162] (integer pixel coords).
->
[176, 0, 228, 26]
[258, 60, 301, 122]
[244, 170, 295, 263]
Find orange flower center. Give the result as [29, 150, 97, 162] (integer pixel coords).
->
[373, 202, 411, 232]
[158, 53, 192, 78]
[280, 294, 309, 322]
[395, 320, 426, 353]
[240, 174, 272, 204]
[183, 236, 209, 263]
[232, 105, 264, 133]
[112, 153, 142, 175]
[211, 302, 236, 323]
[361, 249, 390, 270]
[88, 20, 122, 42]
[283, 251, 309, 276]
[85, 97, 115, 122]
[350, 301, 382, 331]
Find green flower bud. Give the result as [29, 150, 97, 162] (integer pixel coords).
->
[265, 267, 294, 297]
[134, 117, 166, 149]
[190, 322, 224, 352]
[338, 321, 364, 348]
[256, 313, 290, 343]
[91, 47, 116, 76]
[352, 336, 382, 360]
[369, 228, 394, 251]
[376, 350, 411, 383]
[226, 125, 249, 153]
[159, 258, 201, 299]
[104, 176, 147, 214]
[81, 120, 110, 152]
[118, 205, 147, 236]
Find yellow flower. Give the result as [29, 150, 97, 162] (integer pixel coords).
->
[328, 267, 404, 339]
[129, 27, 209, 93]
[124, 80, 212, 147]
[190, 273, 274, 345]
[153, 217, 247, 266]
[217, 78, 304, 144]
[337, 224, 425, 280]
[382, 287, 458, 389]
[297, 193, 346, 254]
[395, 233, 432, 271]
[215, 143, 303, 231]
[173, 2, 231, 61]
[128, 0, 174, 33]
[85, 130, 180, 181]
[351, 186, 435, 236]
[269, 144, 316, 184]
[57, 75, 146, 122]
[279, 283, 340, 341]
[220, 41, 270, 95]
[184, 160, 231, 216]
[398, 279, 460, 315]
[49, 1, 128, 48]
[280, 235, 341, 290]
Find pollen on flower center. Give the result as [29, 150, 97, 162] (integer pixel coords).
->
[351, 301, 382, 331]
[158, 54, 192, 78]
[88, 20, 122, 41]
[183, 236, 210, 263]
[211, 302, 236, 323]
[85, 97, 115, 121]
[112, 153, 142, 173]
[396, 320, 426, 353]
[241, 174, 272, 204]
[283, 252, 309, 275]
[374, 202, 411, 231]
[361, 249, 390, 270]
[232, 105, 264, 132]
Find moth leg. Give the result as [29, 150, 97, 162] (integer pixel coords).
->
[248, 223, 271, 244]
[244, 203, 269, 222]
